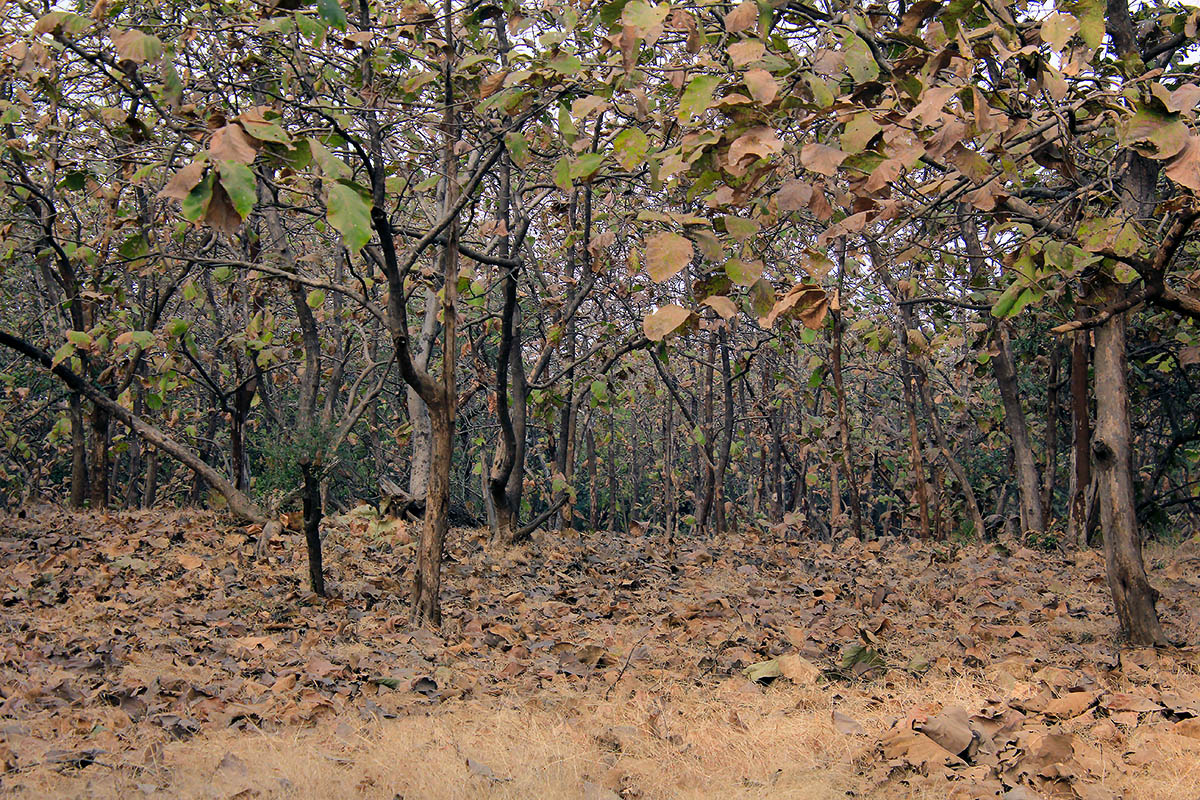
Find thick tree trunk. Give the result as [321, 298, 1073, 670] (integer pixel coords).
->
[407, 292, 440, 499]
[991, 321, 1046, 536]
[1093, 299, 1167, 645]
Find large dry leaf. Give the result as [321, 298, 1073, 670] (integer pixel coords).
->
[209, 124, 259, 165]
[723, 0, 757, 33]
[644, 232, 693, 282]
[800, 143, 848, 177]
[642, 304, 693, 341]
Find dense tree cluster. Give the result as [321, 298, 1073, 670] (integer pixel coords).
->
[2, 0, 1199, 641]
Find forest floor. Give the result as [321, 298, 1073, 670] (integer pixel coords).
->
[1, 509, 1199, 799]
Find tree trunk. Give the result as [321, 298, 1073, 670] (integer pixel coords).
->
[900, 353, 931, 538]
[407, 292, 440, 499]
[1093, 294, 1167, 645]
[69, 392, 87, 508]
[411, 404, 452, 626]
[608, 406, 618, 531]
[831, 252, 864, 538]
[142, 447, 158, 508]
[301, 461, 325, 596]
[991, 320, 1046, 536]
[1067, 313, 1092, 548]
[88, 404, 110, 508]
[587, 424, 598, 530]
[1043, 340, 1061, 518]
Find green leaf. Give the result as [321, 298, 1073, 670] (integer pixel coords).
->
[307, 289, 326, 309]
[678, 74, 722, 122]
[613, 128, 650, 171]
[327, 181, 373, 253]
[66, 330, 92, 348]
[308, 137, 351, 179]
[549, 53, 582, 75]
[51, 343, 75, 368]
[842, 32, 880, 84]
[622, 0, 671, 34]
[212, 266, 233, 283]
[504, 132, 531, 168]
[569, 152, 606, 181]
[217, 161, 256, 220]
[1062, 0, 1103, 50]
[316, 0, 347, 31]
[182, 171, 215, 222]
[744, 658, 783, 683]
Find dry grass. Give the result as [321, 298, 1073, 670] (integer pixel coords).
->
[8, 667, 1200, 799]
[3, 510, 1200, 798]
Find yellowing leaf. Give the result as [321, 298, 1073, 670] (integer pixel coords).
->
[678, 74, 721, 122]
[841, 113, 881, 155]
[722, 216, 760, 242]
[645, 232, 693, 282]
[725, 257, 763, 286]
[643, 304, 693, 340]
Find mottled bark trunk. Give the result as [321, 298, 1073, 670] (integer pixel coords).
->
[1093, 304, 1166, 645]
[411, 404, 452, 626]
[991, 321, 1046, 536]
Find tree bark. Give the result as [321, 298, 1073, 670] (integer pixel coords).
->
[990, 321, 1046, 536]
[301, 461, 325, 596]
[1067, 312, 1092, 548]
[68, 392, 87, 508]
[1092, 300, 1167, 645]
[88, 405, 110, 508]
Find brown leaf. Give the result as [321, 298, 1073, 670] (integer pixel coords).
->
[158, 161, 206, 201]
[724, 0, 757, 33]
[914, 706, 973, 756]
[643, 304, 693, 341]
[1043, 691, 1099, 720]
[209, 124, 259, 165]
[800, 143, 849, 177]
[744, 69, 778, 105]
[1102, 692, 1163, 713]
[832, 710, 866, 736]
[776, 179, 813, 211]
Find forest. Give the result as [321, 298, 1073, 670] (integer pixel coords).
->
[1, 0, 1200, 797]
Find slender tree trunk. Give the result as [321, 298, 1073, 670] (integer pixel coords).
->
[587, 424, 598, 530]
[1043, 340, 1061, 519]
[1092, 302, 1166, 644]
[69, 392, 87, 508]
[608, 406, 618, 531]
[831, 252, 863, 538]
[301, 461, 325, 596]
[1067, 309, 1093, 548]
[899, 353, 931, 538]
[88, 405, 111, 508]
[412, 404, 452, 625]
[991, 321, 1046, 536]
[142, 447, 158, 508]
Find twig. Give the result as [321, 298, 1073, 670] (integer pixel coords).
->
[606, 628, 652, 701]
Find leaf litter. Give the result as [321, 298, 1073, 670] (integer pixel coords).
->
[0, 506, 1198, 798]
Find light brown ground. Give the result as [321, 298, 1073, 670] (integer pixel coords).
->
[1, 508, 1199, 799]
